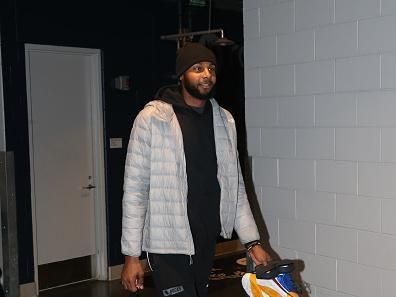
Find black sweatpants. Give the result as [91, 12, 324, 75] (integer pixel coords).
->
[147, 242, 217, 297]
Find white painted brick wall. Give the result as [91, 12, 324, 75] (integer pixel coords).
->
[261, 128, 295, 158]
[336, 194, 381, 232]
[277, 30, 315, 64]
[316, 224, 357, 262]
[261, 186, 295, 218]
[382, 0, 396, 16]
[244, 68, 261, 98]
[382, 199, 396, 235]
[315, 93, 357, 127]
[279, 159, 315, 189]
[260, 1, 294, 36]
[296, 189, 335, 224]
[382, 270, 396, 297]
[262, 213, 280, 247]
[358, 15, 396, 54]
[358, 162, 396, 198]
[315, 287, 355, 297]
[335, 55, 380, 92]
[316, 160, 357, 194]
[279, 218, 316, 252]
[381, 52, 396, 89]
[244, 8, 260, 40]
[245, 98, 277, 127]
[337, 260, 382, 297]
[278, 96, 315, 127]
[261, 65, 294, 97]
[335, 128, 380, 162]
[244, 36, 276, 68]
[295, 60, 334, 95]
[296, 128, 334, 159]
[334, 0, 380, 23]
[252, 157, 278, 187]
[244, 0, 396, 294]
[357, 91, 396, 127]
[358, 231, 396, 270]
[246, 127, 261, 156]
[244, 0, 259, 10]
[315, 22, 357, 60]
[295, 0, 333, 31]
[297, 252, 337, 290]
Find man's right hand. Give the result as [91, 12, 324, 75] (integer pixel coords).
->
[121, 256, 144, 292]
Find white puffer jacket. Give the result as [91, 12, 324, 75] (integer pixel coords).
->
[121, 99, 260, 257]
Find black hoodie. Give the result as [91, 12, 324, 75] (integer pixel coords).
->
[155, 85, 221, 254]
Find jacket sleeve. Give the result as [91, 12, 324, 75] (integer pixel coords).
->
[121, 109, 152, 257]
[226, 112, 260, 244]
[234, 153, 261, 244]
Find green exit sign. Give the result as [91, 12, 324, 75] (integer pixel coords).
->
[189, 0, 206, 7]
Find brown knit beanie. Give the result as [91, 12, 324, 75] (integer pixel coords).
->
[175, 43, 217, 78]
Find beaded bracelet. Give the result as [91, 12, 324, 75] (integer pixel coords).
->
[246, 241, 261, 252]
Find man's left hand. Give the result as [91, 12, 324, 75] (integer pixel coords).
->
[249, 245, 272, 266]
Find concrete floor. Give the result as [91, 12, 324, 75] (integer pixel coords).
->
[39, 277, 248, 297]
[39, 254, 249, 297]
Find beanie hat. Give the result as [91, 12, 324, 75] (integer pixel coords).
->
[175, 43, 217, 78]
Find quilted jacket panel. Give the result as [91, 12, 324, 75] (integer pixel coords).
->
[121, 99, 259, 257]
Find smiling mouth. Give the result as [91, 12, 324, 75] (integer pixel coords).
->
[200, 83, 213, 89]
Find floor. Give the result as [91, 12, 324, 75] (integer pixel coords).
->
[39, 254, 249, 297]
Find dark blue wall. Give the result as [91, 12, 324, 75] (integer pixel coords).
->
[0, 0, 244, 284]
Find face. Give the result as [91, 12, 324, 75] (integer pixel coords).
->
[180, 62, 217, 101]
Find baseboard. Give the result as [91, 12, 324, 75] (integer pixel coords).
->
[19, 282, 37, 297]
[108, 264, 122, 281]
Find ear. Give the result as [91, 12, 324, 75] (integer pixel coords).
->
[179, 75, 184, 86]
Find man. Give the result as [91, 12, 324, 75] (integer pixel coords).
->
[121, 42, 271, 297]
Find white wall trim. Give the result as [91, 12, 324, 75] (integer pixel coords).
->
[19, 282, 37, 297]
[25, 44, 108, 293]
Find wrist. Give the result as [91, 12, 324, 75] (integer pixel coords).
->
[125, 255, 140, 264]
[245, 240, 261, 252]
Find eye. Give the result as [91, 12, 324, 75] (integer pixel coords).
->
[208, 66, 216, 73]
[190, 65, 203, 72]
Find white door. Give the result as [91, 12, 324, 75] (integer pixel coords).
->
[25, 44, 107, 289]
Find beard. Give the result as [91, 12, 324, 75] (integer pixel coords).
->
[182, 78, 216, 101]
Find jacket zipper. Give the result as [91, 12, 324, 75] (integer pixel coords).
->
[176, 114, 195, 256]
[215, 104, 233, 239]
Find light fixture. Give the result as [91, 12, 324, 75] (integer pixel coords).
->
[160, 28, 234, 47]
[160, 0, 235, 48]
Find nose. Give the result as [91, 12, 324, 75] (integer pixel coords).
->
[202, 67, 213, 78]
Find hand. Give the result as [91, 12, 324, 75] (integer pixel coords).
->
[249, 245, 272, 266]
[121, 256, 144, 292]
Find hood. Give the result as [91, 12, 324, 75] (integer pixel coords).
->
[154, 84, 189, 108]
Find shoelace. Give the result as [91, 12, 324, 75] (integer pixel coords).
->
[275, 273, 299, 294]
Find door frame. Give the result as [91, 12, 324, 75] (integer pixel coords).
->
[25, 44, 108, 293]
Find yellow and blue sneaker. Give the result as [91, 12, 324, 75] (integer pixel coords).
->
[241, 260, 300, 297]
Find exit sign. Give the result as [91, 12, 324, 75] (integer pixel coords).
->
[189, 0, 206, 7]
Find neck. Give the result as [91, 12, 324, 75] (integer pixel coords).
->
[182, 88, 207, 107]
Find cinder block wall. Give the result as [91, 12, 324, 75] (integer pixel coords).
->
[243, 0, 396, 296]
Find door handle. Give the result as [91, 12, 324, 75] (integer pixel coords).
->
[83, 184, 96, 190]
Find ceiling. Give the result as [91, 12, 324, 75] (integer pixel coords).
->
[212, 0, 242, 11]
[160, 0, 243, 12]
